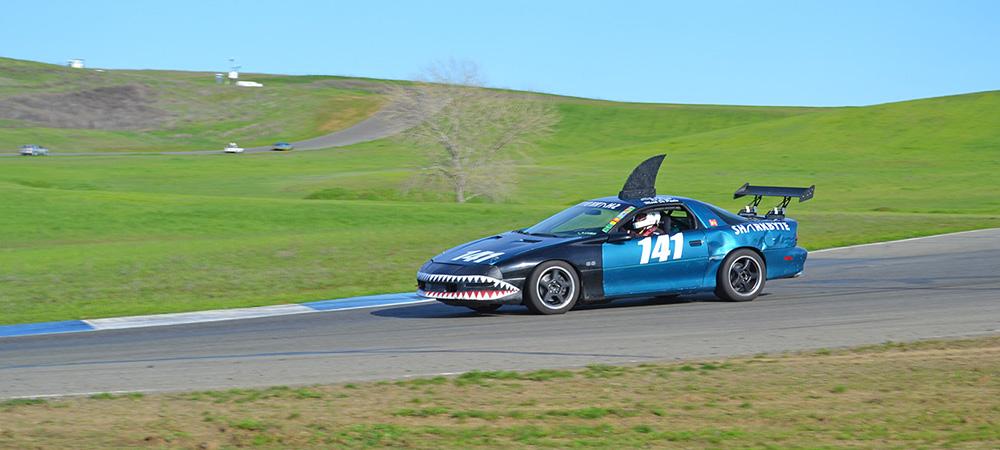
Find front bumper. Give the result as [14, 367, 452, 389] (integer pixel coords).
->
[416, 272, 521, 303]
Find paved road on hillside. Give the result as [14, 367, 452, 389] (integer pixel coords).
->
[3, 97, 441, 157]
[1, 229, 997, 399]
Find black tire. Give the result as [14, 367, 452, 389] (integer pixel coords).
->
[468, 304, 502, 314]
[714, 249, 765, 302]
[524, 261, 580, 315]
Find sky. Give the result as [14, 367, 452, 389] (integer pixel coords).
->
[4, 0, 998, 107]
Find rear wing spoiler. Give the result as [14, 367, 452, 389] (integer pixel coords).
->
[734, 183, 815, 219]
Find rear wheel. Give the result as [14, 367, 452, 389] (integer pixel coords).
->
[524, 261, 579, 315]
[714, 249, 765, 302]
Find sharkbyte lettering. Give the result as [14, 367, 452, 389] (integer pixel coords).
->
[730, 221, 791, 235]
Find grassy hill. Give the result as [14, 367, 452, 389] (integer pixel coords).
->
[1, 57, 997, 325]
[0, 57, 387, 152]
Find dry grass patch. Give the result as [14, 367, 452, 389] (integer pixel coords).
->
[1, 336, 998, 449]
[315, 95, 390, 133]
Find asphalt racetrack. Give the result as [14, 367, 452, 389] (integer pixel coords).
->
[2, 229, 998, 399]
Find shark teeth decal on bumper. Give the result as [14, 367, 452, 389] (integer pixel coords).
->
[416, 272, 521, 301]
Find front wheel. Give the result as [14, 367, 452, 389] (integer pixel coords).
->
[714, 249, 765, 302]
[524, 261, 580, 315]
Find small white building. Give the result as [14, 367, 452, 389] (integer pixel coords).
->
[67, 59, 84, 69]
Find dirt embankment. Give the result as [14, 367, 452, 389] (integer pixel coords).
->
[0, 83, 174, 131]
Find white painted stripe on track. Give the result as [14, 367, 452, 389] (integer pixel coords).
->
[3, 295, 435, 337]
[85, 304, 317, 330]
[84, 294, 436, 331]
[810, 228, 995, 253]
[301, 293, 433, 312]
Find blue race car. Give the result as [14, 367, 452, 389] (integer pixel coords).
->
[416, 155, 815, 315]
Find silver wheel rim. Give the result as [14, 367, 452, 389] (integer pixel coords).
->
[728, 255, 762, 295]
[535, 266, 576, 310]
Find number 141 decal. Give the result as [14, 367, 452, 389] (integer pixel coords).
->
[637, 233, 684, 264]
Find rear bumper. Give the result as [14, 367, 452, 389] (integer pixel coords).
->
[764, 246, 808, 279]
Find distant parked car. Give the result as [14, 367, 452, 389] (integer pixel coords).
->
[272, 142, 294, 151]
[19, 144, 50, 156]
[223, 142, 244, 153]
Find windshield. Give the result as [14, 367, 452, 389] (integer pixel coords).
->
[522, 201, 634, 237]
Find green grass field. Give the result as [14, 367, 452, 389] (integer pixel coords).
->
[1, 59, 998, 325]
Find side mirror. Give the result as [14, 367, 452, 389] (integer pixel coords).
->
[606, 231, 632, 243]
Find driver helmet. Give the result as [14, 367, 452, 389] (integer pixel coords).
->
[633, 211, 660, 230]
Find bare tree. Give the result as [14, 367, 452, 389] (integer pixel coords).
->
[387, 59, 561, 203]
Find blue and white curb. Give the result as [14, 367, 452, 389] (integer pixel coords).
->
[0, 293, 433, 338]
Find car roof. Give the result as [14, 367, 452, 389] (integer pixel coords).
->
[586, 195, 698, 208]
[586, 194, 744, 230]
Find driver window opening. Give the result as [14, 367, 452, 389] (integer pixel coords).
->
[623, 207, 696, 235]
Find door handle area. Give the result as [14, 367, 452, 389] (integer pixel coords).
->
[689, 240, 704, 246]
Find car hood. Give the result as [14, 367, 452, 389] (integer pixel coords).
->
[431, 231, 568, 266]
